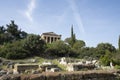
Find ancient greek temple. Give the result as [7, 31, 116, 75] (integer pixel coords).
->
[41, 32, 61, 43]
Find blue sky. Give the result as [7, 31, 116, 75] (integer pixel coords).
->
[0, 0, 120, 48]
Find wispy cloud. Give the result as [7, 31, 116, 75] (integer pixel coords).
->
[67, 0, 85, 35]
[25, 0, 36, 22]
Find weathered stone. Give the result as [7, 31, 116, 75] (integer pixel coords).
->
[0, 70, 119, 80]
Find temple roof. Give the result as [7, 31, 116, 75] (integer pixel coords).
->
[41, 32, 61, 36]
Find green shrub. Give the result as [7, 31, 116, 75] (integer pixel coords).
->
[115, 65, 120, 69]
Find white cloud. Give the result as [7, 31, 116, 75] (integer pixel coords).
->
[25, 0, 36, 22]
[67, 0, 85, 35]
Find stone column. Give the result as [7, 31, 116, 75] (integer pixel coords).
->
[46, 36, 48, 43]
[55, 37, 56, 41]
[50, 37, 52, 43]
[53, 37, 55, 42]
[57, 37, 59, 41]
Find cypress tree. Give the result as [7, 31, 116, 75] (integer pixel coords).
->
[70, 25, 76, 47]
[71, 25, 74, 39]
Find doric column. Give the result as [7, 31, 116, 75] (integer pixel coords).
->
[51, 36, 53, 43]
[57, 37, 59, 41]
[50, 36, 52, 43]
[46, 36, 48, 43]
[55, 37, 56, 41]
[53, 37, 55, 42]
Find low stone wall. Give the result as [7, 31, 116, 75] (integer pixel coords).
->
[14, 64, 39, 73]
[0, 70, 119, 80]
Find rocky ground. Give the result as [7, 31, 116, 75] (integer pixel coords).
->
[0, 70, 120, 80]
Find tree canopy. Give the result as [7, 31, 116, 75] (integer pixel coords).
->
[0, 20, 27, 45]
[23, 34, 46, 56]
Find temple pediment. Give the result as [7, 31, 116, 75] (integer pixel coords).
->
[41, 32, 61, 43]
[42, 32, 61, 36]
